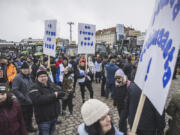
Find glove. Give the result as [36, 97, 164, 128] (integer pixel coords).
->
[57, 91, 65, 99]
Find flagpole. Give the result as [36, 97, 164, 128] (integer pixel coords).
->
[131, 92, 146, 133]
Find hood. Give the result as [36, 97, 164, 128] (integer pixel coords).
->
[78, 123, 88, 135]
[106, 62, 116, 68]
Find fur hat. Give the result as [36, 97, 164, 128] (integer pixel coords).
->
[81, 99, 110, 126]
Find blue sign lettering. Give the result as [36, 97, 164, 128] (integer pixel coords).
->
[152, 0, 180, 25]
[140, 28, 176, 88]
[144, 58, 152, 81]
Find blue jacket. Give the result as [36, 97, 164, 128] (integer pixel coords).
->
[78, 123, 123, 135]
[105, 62, 119, 84]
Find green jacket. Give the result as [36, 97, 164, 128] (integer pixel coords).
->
[166, 90, 180, 135]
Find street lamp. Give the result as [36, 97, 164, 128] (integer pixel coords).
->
[67, 22, 74, 44]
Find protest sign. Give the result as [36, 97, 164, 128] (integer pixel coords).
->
[43, 20, 57, 57]
[134, 0, 180, 115]
[78, 23, 96, 54]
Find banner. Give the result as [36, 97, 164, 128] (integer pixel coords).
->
[116, 24, 124, 41]
[78, 23, 96, 54]
[43, 20, 57, 57]
[134, 0, 180, 115]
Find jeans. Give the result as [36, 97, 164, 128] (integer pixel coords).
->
[38, 118, 57, 135]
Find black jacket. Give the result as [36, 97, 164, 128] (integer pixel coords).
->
[126, 82, 165, 132]
[31, 64, 39, 82]
[28, 82, 62, 124]
[114, 85, 127, 112]
[101, 61, 107, 78]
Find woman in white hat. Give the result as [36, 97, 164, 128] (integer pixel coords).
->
[77, 99, 135, 135]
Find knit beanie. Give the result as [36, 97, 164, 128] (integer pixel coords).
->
[81, 99, 110, 126]
[36, 67, 47, 78]
[21, 62, 29, 69]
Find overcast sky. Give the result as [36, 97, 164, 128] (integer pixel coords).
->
[0, 0, 156, 42]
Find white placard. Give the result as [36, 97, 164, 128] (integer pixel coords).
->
[78, 23, 96, 54]
[134, 0, 180, 115]
[116, 24, 124, 41]
[43, 20, 57, 57]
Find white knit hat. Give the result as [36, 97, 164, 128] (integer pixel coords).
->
[115, 69, 125, 77]
[81, 99, 110, 126]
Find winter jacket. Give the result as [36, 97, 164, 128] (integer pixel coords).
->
[126, 82, 165, 133]
[123, 62, 133, 81]
[28, 81, 62, 124]
[11, 72, 33, 105]
[69, 60, 78, 76]
[77, 123, 123, 135]
[0, 97, 27, 135]
[77, 67, 93, 84]
[105, 62, 119, 84]
[31, 63, 39, 82]
[95, 60, 102, 73]
[55, 63, 72, 83]
[166, 90, 180, 135]
[62, 72, 74, 93]
[114, 85, 127, 112]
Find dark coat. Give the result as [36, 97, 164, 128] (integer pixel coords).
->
[166, 90, 180, 135]
[31, 63, 39, 82]
[114, 85, 127, 112]
[126, 82, 165, 132]
[0, 95, 27, 135]
[101, 61, 107, 79]
[28, 81, 61, 124]
[123, 62, 133, 81]
[11, 72, 33, 105]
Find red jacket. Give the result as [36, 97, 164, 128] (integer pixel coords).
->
[0, 98, 27, 135]
[56, 60, 63, 67]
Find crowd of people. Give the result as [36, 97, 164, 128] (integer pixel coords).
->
[0, 52, 180, 135]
